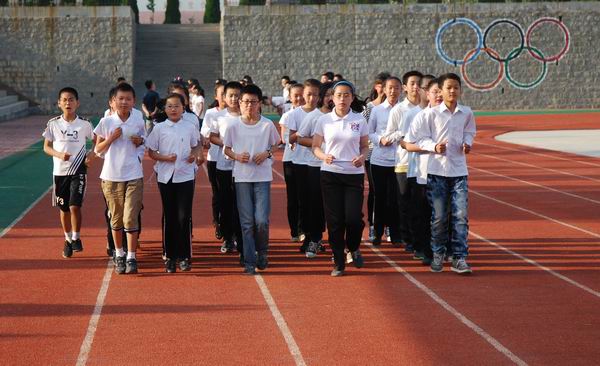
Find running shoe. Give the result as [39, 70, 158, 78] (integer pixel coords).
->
[179, 259, 191, 272]
[215, 224, 223, 240]
[351, 250, 364, 268]
[257, 254, 268, 270]
[368, 226, 376, 242]
[430, 252, 444, 273]
[243, 266, 256, 275]
[413, 250, 424, 260]
[318, 241, 326, 253]
[125, 258, 138, 274]
[330, 266, 345, 277]
[62, 241, 73, 258]
[306, 241, 319, 259]
[71, 239, 83, 252]
[220, 241, 228, 253]
[165, 259, 176, 273]
[451, 258, 472, 274]
[115, 255, 126, 274]
[225, 240, 236, 253]
[385, 227, 391, 242]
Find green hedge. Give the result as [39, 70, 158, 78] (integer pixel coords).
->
[203, 0, 221, 24]
[164, 0, 181, 24]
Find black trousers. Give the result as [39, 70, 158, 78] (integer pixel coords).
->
[365, 160, 375, 226]
[370, 163, 401, 242]
[409, 178, 433, 259]
[216, 169, 242, 249]
[321, 171, 365, 270]
[206, 160, 220, 227]
[307, 166, 325, 242]
[292, 163, 310, 244]
[158, 179, 194, 260]
[283, 161, 301, 237]
[395, 172, 411, 244]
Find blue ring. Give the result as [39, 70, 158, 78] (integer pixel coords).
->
[436, 18, 483, 66]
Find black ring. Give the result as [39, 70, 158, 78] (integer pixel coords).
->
[483, 19, 525, 63]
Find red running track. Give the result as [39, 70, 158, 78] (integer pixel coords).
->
[1, 112, 599, 365]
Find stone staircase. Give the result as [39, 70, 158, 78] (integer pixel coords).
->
[0, 90, 30, 122]
[133, 24, 222, 105]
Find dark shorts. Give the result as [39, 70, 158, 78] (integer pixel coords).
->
[53, 174, 86, 212]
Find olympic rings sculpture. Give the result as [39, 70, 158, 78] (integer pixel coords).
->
[435, 17, 570, 91]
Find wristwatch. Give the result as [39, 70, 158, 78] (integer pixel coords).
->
[267, 149, 273, 159]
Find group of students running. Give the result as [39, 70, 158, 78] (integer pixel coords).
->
[42, 69, 475, 277]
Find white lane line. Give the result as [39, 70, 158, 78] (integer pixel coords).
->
[474, 151, 600, 184]
[471, 166, 600, 205]
[254, 274, 307, 366]
[272, 167, 285, 181]
[201, 163, 209, 178]
[0, 186, 51, 238]
[475, 141, 600, 168]
[469, 230, 600, 299]
[471, 189, 600, 240]
[76, 260, 114, 366]
[368, 244, 528, 366]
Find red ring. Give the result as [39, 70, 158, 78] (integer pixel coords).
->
[525, 17, 570, 62]
[461, 47, 504, 91]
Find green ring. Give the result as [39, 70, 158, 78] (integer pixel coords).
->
[504, 46, 547, 90]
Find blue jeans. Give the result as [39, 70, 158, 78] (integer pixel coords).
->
[235, 181, 271, 268]
[426, 174, 469, 258]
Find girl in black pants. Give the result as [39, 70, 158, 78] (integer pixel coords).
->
[146, 93, 204, 273]
[312, 81, 369, 276]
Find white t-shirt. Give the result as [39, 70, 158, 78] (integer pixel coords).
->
[287, 107, 312, 165]
[94, 112, 146, 182]
[297, 108, 324, 168]
[42, 115, 94, 176]
[201, 107, 224, 162]
[314, 110, 368, 175]
[145, 119, 199, 184]
[191, 94, 205, 119]
[279, 108, 296, 163]
[368, 99, 397, 167]
[223, 116, 280, 183]
[211, 109, 240, 171]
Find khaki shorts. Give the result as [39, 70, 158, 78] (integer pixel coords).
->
[101, 178, 143, 232]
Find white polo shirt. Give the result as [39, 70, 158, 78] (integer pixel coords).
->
[412, 103, 476, 178]
[368, 99, 398, 167]
[201, 107, 224, 162]
[287, 107, 311, 165]
[211, 109, 240, 171]
[385, 98, 419, 172]
[94, 112, 146, 182]
[145, 119, 199, 184]
[42, 115, 94, 176]
[297, 108, 324, 168]
[279, 108, 296, 163]
[314, 110, 368, 175]
[223, 116, 280, 183]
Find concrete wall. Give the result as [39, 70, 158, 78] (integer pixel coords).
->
[0, 6, 135, 115]
[222, 3, 600, 110]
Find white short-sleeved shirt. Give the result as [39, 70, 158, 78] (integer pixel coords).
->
[279, 108, 296, 162]
[385, 98, 419, 170]
[94, 112, 146, 182]
[211, 109, 240, 171]
[201, 107, 224, 162]
[145, 119, 199, 184]
[412, 103, 476, 178]
[297, 108, 324, 168]
[368, 99, 397, 167]
[401, 106, 424, 179]
[104, 107, 144, 120]
[314, 110, 368, 175]
[42, 115, 94, 176]
[287, 107, 311, 165]
[191, 94, 205, 119]
[223, 116, 280, 183]
[406, 107, 429, 185]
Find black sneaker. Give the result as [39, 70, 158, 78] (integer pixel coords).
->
[215, 225, 223, 240]
[331, 266, 344, 277]
[62, 241, 73, 258]
[413, 250, 424, 260]
[115, 255, 126, 274]
[179, 259, 191, 272]
[243, 265, 256, 275]
[257, 254, 268, 270]
[239, 254, 245, 267]
[451, 258, 472, 274]
[165, 259, 176, 273]
[351, 250, 364, 268]
[372, 238, 382, 247]
[405, 243, 415, 253]
[220, 241, 228, 253]
[225, 240, 236, 253]
[71, 239, 83, 252]
[318, 241, 326, 253]
[125, 258, 138, 274]
[305, 241, 319, 259]
[430, 252, 444, 273]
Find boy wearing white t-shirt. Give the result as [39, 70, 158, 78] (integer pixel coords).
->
[224, 85, 280, 275]
[43, 87, 95, 258]
[94, 83, 146, 275]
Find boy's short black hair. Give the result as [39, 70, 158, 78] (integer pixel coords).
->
[108, 86, 117, 101]
[323, 71, 334, 81]
[115, 82, 136, 98]
[420, 74, 436, 88]
[144, 80, 154, 90]
[425, 78, 440, 91]
[303, 78, 321, 89]
[289, 82, 304, 91]
[402, 70, 424, 85]
[242, 75, 253, 84]
[215, 78, 227, 86]
[281, 75, 290, 82]
[165, 93, 186, 106]
[437, 73, 462, 88]
[224, 81, 243, 94]
[117, 77, 126, 84]
[334, 74, 344, 80]
[241, 84, 263, 101]
[384, 76, 402, 86]
[58, 87, 79, 100]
